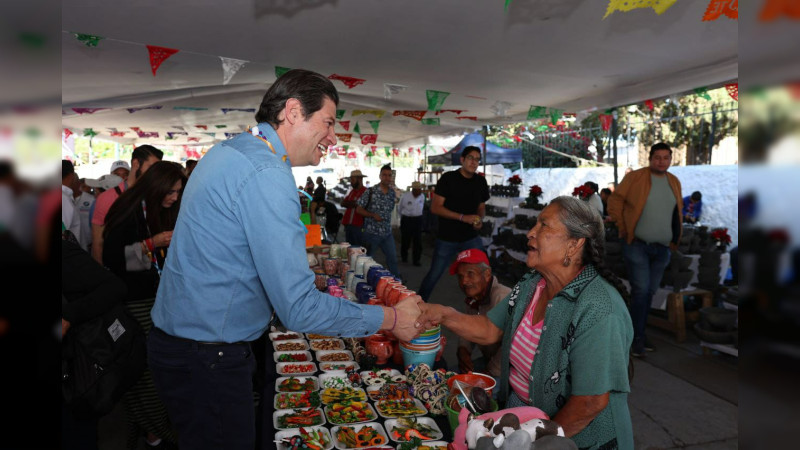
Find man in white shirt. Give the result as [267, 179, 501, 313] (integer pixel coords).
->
[397, 181, 425, 266]
[61, 160, 82, 242]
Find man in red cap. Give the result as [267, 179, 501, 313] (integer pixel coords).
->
[449, 249, 510, 377]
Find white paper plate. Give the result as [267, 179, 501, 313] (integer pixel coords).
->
[319, 361, 360, 373]
[318, 371, 355, 390]
[273, 407, 326, 431]
[309, 338, 346, 351]
[324, 402, 378, 426]
[360, 368, 405, 386]
[330, 422, 390, 449]
[409, 441, 449, 450]
[274, 391, 321, 410]
[374, 398, 428, 419]
[319, 386, 367, 405]
[315, 349, 354, 363]
[273, 339, 309, 352]
[306, 332, 338, 340]
[276, 361, 318, 376]
[273, 350, 313, 364]
[384, 417, 444, 442]
[269, 331, 303, 341]
[275, 376, 319, 393]
[274, 426, 334, 450]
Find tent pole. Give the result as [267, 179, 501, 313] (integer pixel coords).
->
[612, 110, 619, 186]
[482, 125, 488, 175]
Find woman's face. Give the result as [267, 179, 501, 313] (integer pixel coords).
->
[162, 180, 182, 208]
[526, 204, 572, 271]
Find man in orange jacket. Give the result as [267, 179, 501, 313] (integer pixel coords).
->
[608, 142, 683, 357]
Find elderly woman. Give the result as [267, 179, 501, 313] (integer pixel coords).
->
[418, 196, 633, 449]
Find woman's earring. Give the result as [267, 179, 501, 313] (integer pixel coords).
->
[562, 255, 571, 267]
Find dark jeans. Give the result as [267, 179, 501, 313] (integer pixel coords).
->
[622, 240, 671, 352]
[344, 224, 364, 247]
[400, 215, 423, 264]
[418, 236, 484, 301]
[148, 327, 256, 450]
[363, 231, 399, 277]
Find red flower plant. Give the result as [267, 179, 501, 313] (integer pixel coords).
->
[507, 175, 522, 185]
[572, 185, 593, 200]
[710, 228, 731, 245]
[529, 185, 543, 198]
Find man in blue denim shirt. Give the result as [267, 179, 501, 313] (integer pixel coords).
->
[356, 164, 399, 276]
[148, 69, 422, 450]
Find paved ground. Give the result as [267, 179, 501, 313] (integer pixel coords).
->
[98, 229, 738, 449]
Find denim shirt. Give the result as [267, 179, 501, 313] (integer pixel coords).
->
[151, 124, 384, 343]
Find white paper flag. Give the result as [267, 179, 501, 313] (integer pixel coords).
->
[490, 101, 513, 117]
[384, 83, 408, 100]
[220, 57, 248, 85]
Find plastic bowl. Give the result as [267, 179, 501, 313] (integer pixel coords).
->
[446, 372, 496, 397]
[400, 345, 438, 369]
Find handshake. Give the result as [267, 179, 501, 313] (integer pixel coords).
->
[386, 296, 451, 342]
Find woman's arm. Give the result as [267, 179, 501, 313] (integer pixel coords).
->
[418, 303, 503, 346]
[552, 392, 609, 437]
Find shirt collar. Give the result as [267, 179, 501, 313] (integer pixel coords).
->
[557, 264, 598, 302]
[253, 122, 291, 167]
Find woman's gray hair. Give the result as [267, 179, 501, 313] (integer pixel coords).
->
[549, 196, 629, 303]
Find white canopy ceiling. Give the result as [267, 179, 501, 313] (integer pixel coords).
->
[62, 0, 738, 149]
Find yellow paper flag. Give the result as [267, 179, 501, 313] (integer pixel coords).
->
[604, 0, 677, 19]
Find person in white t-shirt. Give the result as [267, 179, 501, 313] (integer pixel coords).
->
[397, 181, 425, 266]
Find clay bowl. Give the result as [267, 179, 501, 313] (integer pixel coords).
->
[699, 307, 737, 331]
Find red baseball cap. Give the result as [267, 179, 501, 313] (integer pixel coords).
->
[449, 249, 490, 275]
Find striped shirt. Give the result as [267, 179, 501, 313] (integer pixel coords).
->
[509, 278, 546, 403]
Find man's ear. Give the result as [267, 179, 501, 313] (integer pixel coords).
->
[283, 98, 302, 125]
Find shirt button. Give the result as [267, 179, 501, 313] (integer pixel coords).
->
[218, 351, 224, 357]
[542, 326, 547, 331]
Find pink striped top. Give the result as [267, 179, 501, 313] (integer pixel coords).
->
[509, 278, 547, 403]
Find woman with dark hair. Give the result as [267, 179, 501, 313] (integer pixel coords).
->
[103, 161, 185, 449]
[419, 196, 634, 449]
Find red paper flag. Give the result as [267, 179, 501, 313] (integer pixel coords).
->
[110, 131, 126, 137]
[435, 109, 465, 115]
[360, 134, 377, 145]
[644, 99, 655, 111]
[336, 133, 352, 142]
[328, 74, 366, 89]
[72, 107, 107, 115]
[63, 128, 73, 141]
[759, 0, 800, 21]
[188, 137, 200, 142]
[146, 45, 180, 76]
[703, 0, 738, 21]
[599, 114, 613, 131]
[392, 110, 427, 121]
[456, 116, 478, 121]
[195, 125, 208, 130]
[725, 83, 738, 101]
[130, 127, 141, 132]
[339, 121, 350, 131]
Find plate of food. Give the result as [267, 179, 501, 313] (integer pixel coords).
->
[275, 426, 333, 450]
[384, 417, 443, 442]
[319, 371, 355, 390]
[412, 441, 449, 450]
[366, 383, 412, 401]
[274, 350, 313, 363]
[375, 398, 427, 418]
[320, 386, 367, 405]
[324, 401, 378, 425]
[269, 331, 303, 341]
[316, 349, 354, 363]
[309, 338, 346, 351]
[319, 361, 360, 373]
[306, 333, 336, 340]
[276, 376, 319, 393]
[330, 422, 390, 449]
[273, 339, 309, 352]
[273, 407, 326, 430]
[360, 369, 406, 386]
[274, 391, 321, 409]
[276, 362, 317, 376]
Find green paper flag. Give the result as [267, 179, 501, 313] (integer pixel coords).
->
[368, 120, 380, 133]
[421, 118, 440, 126]
[83, 128, 98, 137]
[353, 123, 361, 135]
[426, 90, 450, 111]
[549, 108, 563, 125]
[215, 125, 227, 129]
[694, 87, 712, 101]
[342, 145, 349, 151]
[336, 109, 346, 120]
[275, 66, 291, 78]
[24, 127, 41, 138]
[527, 105, 547, 120]
[385, 147, 391, 156]
[505, 0, 513, 12]
[537, 125, 549, 132]
[74, 33, 103, 47]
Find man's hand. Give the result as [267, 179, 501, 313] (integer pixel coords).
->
[669, 242, 678, 252]
[373, 213, 383, 222]
[416, 302, 450, 330]
[62, 318, 70, 337]
[153, 231, 173, 247]
[457, 347, 474, 373]
[391, 296, 423, 342]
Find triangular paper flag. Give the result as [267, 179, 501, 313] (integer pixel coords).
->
[74, 33, 102, 47]
[146, 45, 179, 76]
[725, 83, 738, 101]
[604, 0, 677, 19]
[328, 74, 366, 89]
[275, 66, 292, 78]
[360, 134, 377, 145]
[703, 0, 738, 21]
[127, 106, 163, 113]
[196, 125, 208, 130]
[352, 110, 385, 118]
[72, 108, 107, 115]
[549, 109, 563, 125]
[336, 110, 346, 120]
[384, 83, 408, 100]
[83, 128, 97, 137]
[644, 100, 655, 111]
[384, 147, 391, 157]
[220, 57, 248, 85]
[456, 116, 477, 121]
[426, 90, 450, 111]
[694, 87, 712, 100]
[490, 101, 512, 117]
[435, 109, 465, 115]
[173, 106, 208, 111]
[339, 121, 350, 131]
[354, 123, 361, 135]
[368, 120, 380, 133]
[527, 105, 547, 120]
[599, 114, 613, 131]
[63, 128, 73, 141]
[336, 133, 352, 142]
[421, 118, 440, 126]
[392, 110, 427, 121]
[110, 131, 126, 137]
[759, 0, 800, 21]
